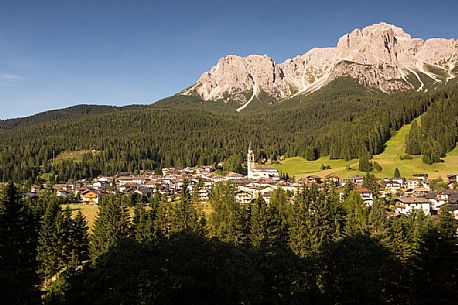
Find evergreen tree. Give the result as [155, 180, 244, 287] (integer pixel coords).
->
[406, 120, 422, 155]
[0, 182, 39, 304]
[342, 180, 354, 200]
[368, 198, 388, 239]
[169, 180, 201, 235]
[343, 190, 369, 236]
[208, 183, 248, 246]
[155, 194, 171, 238]
[289, 185, 340, 257]
[394, 167, 401, 178]
[363, 173, 379, 193]
[265, 188, 290, 246]
[250, 195, 268, 247]
[358, 152, 372, 172]
[437, 205, 456, 239]
[223, 154, 243, 174]
[305, 146, 319, 161]
[131, 203, 157, 242]
[90, 194, 130, 261]
[386, 217, 414, 262]
[37, 200, 61, 283]
[71, 211, 89, 266]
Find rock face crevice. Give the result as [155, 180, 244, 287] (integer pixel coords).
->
[182, 22, 457, 106]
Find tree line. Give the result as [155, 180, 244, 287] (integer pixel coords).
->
[1, 181, 456, 304]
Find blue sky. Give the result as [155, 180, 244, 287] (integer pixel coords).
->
[0, 0, 457, 119]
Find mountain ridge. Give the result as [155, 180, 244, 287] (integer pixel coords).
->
[181, 22, 457, 109]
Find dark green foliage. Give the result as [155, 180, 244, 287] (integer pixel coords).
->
[437, 205, 456, 239]
[250, 196, 268, 247]
[363, 172, 379, 192]
[289, 185, 342, 257]
[223, 154, 244, 174]
[1, 182, 457, 304]
[37, 204, 90, 287]
[319, 234, 400, 305]
[394, 167, 401, 178]
[0, 182, 40, 304]
[405, 83, 458, 164]
[90, 194, 130, 261]
[265, 189, 290, 246]
[208, 183, 249, 246]
[343, 191, 368, 236]
[368, 199, 388, 239]
[305, 146, 319, 161]
[65, 235, 266, 305]
[71, 211, 89, 265]
[430, 178, 448, 190]
[169, 181, 203, 235]
[358, 152, 373, 172]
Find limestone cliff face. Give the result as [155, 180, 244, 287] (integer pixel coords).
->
[182, 22, 457, 107]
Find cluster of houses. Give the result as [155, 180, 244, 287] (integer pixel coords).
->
[24, 148, 458, 221]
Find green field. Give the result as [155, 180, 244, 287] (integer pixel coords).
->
[55, 150, 94, 163]
[272, 121, 458, 179]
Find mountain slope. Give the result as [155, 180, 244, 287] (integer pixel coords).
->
[2, 77, 455, 182]
[182, 22, 457, 109]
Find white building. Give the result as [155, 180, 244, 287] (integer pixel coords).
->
[247, 145, 279, 180]
[395, 197, 430, 215]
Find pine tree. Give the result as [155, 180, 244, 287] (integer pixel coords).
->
[37, 200, 61, 282]
[358, 152, 372, 172]
[155, 194, 171, 238]
[71, 210, 89, 266]
[169, 180, 200, 235]
[131, 203, 157, 242]
[208, 183, 248, 246]
[289, 185, 340, 257]
[363, 173, 379, 193]
[0, 182, 39, 303]
[386, 217, 413, 262]
[437, 205, 456, 239]
[90, 194, 130, 261]
[343, 190, 369, 236]
[265, 188, 290, 246]
[368, 198, 388, 239]
[250, 195, 268, 247]
[394, 167, 401, 178]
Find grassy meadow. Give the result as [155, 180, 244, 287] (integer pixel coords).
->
[272, 121, 458, 180]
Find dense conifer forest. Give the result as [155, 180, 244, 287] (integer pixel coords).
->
[1, 78, 456, 182]
[1, 182, 456, 304]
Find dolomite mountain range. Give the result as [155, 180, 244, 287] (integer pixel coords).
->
[181, 22, 457, 111]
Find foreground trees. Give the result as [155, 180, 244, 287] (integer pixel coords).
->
[1, 182, 457, 305]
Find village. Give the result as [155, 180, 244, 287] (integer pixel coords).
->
[22, 147, 458, 221]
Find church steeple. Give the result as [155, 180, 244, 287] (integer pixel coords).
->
[247, 143, 255, 178]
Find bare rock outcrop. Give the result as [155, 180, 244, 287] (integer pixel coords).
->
[182, 22, 458, 107]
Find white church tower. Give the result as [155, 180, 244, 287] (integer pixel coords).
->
[247, 142, 255, 178]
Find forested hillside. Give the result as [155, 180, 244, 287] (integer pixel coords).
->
[0, 104, 129, 130]
[0, 78, 456, 182]
[406, 88, 458, 164]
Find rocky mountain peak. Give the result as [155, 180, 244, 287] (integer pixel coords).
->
[182, 22, 457, 109]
